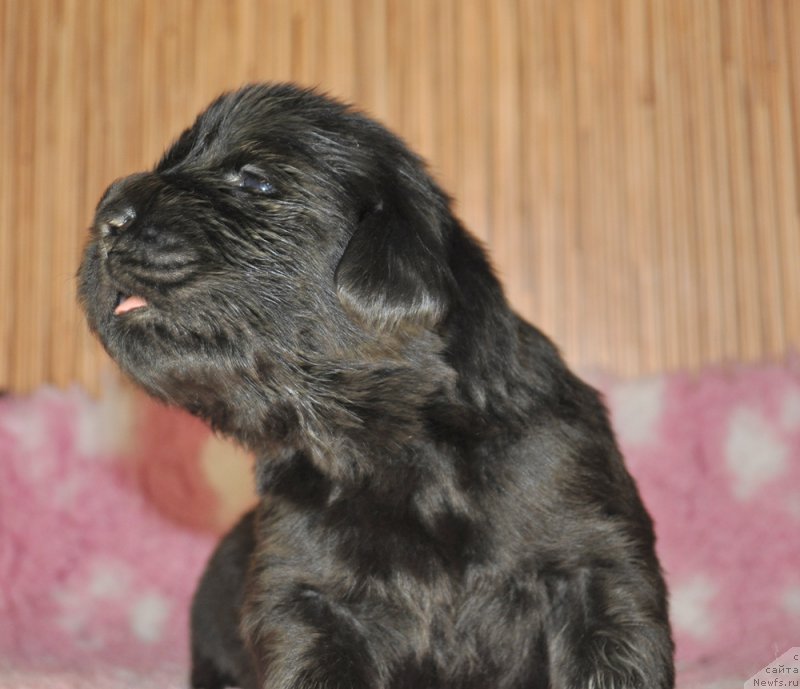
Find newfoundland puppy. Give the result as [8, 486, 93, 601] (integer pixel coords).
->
[79, 83, 674, 689]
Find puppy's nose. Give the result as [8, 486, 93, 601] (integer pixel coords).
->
[98, 205, 136, 238]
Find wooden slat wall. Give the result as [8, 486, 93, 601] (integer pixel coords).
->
[1, 0, 798, 393]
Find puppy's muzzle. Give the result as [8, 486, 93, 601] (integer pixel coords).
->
[92, 173, 204, 311]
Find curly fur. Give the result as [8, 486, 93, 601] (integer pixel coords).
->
[78, 83, 674, 689]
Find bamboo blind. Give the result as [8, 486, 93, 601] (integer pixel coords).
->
[1, 0, 798, 393]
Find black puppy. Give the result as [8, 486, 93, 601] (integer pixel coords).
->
[79, 83, 674, 689]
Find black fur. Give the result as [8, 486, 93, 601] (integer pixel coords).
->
[191, 510, 257, 689]
[78, 83, 674, 689]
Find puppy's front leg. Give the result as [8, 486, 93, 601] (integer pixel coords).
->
[544, 565, 674, 689]
[244, 588, 379, 689]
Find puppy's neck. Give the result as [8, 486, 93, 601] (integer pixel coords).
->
[244, 333, 548, 493]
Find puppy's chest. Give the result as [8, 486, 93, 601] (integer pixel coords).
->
[247, 513, 549, 685]
[258, 488, 485, 584]
[247, 480, 553, 681]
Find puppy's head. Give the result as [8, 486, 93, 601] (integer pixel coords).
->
[79, 84, 456, 448]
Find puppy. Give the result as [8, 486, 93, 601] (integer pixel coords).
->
[190, 509, 257, 689]
[79, 83, 674, 689]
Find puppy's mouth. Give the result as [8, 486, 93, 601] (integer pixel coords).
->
[113, 292, 149, 316]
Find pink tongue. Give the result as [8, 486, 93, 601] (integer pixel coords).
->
[115, 295, 148, 315]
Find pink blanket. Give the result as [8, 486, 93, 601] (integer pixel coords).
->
[1, 361, 799, 688]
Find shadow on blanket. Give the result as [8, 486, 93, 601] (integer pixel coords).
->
[1, 360, 799, 688]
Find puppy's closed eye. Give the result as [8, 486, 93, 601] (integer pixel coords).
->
[229, 166, 276, 195]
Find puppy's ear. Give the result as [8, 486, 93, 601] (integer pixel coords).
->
[334, 193, 451, 331]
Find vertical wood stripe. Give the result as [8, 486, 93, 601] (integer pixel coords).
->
[0, 0, 798, 393]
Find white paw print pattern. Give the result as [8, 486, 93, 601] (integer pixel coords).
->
[130, 592, 171, 643]
[780, 389, 800, 432]
[608, 377, 665, 448]
[782, 585, 800, 616]
[0, 404, 53, 481]
[725, 406, 789, 501]
[52, 558, 171, 648]
[74, 386, 136, 460]
[670, 574, 717, 640]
